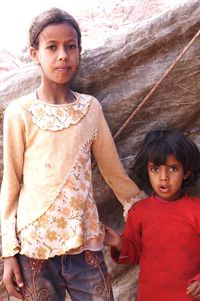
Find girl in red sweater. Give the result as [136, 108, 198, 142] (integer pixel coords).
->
[105, 129, 200, 301]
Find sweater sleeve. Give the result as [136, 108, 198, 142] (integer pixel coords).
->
[111, 205, 142, 264]
[0, 102, 25, 257]
[187, 199, 200, 285]
[188, 274, 200, 284]
[92, 103, 145, 210]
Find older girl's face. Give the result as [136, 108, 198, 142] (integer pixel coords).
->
[148, 154, 190, 201]
[30, 22, 81, 86]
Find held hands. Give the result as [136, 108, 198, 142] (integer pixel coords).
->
[187, 281, 200, 300]
[3, 256, 24, 300]
[104, 225, 122, 252]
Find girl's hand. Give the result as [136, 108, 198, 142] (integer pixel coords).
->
[187, 281, 200, 300]
[3, 256, 24, 300]
[104, 225, 122, 252]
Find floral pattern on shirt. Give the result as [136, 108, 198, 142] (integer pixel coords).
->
[27, 93, 91, 131]
[18, 130, 104, 259]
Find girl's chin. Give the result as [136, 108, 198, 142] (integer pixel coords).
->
[155, 191, 183, 202]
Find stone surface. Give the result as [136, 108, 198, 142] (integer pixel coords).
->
[0, 0, 200, 300]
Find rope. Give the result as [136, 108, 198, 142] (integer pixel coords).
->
[92, 28, 200, 168]
[113, 28, 200, 140]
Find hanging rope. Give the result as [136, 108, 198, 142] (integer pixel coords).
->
[113, 28, 200, 140]
[92, 28, 200, 168]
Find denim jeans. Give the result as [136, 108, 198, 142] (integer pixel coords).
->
[17, 250, 114, 301]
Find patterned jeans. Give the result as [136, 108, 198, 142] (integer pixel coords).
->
[17, 250, 114, 301]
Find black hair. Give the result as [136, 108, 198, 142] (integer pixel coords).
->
[29, 7, 81, 49]
[132, 129, 200, 191]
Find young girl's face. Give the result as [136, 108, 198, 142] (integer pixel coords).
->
[30, 22, 80, 85]
[148, 154, 190, 201]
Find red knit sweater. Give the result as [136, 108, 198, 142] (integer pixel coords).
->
[111, 194, 200, 301]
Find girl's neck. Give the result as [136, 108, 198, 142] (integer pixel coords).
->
[36, 85, 76, 105]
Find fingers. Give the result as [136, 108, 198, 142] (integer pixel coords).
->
[4, 282, 24, 300]
[187, 281, 200, 299]
[3, 257, 24, 300]
[104, 226, 116, 241]
[14, 264, 24, 289]
[3, 274, 24, 300]
[104, 225, 115, 246]
[103, 224, 122, 251]
[104, 225, 113, 232]
[104, 225, 117, 235]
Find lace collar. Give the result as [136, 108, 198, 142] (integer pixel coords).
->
[26, 92, 92, 131]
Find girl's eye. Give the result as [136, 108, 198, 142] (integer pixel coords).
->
[47, 45, 56, 50]
[66, 44, 77, 50]
[169, 166, 178, 172]
[150, 166, 159, 172]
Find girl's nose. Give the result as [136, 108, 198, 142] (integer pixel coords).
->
[58, 47, 68, 61]
[159, 169, 169, 181]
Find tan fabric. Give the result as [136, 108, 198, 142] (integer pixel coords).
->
[1, 91, 142, 258]
[18, 131, 105, 259]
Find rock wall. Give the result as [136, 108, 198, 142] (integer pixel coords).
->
[0, 0, 200, 300]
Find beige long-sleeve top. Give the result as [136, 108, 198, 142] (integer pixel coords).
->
[1, 91, 142, 259]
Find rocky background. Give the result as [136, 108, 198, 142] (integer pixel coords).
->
[0, 0, 200, 300]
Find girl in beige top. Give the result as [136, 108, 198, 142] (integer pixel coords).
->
[1, 8, 144, 301]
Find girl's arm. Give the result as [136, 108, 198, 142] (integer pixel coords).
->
[186, 200, 200, 300]
[92, 104, 146, 217]
[104, 205, 142, 265]
[1, 102, 25, 257]
[104, 225, 122, 252]
[1, 102, 25, 299]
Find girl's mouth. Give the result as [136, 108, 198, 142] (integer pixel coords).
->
[159, 185, 169, 192]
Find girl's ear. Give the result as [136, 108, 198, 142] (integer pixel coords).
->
[30, 47, 40, 65]
[183, 170, 190, 180]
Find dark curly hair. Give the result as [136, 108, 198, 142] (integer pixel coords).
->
[132, 129, 200, 192]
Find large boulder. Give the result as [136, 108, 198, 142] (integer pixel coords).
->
[0, 0, 200, 300]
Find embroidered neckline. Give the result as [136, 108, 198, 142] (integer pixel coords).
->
[26, 92, 92, 131]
